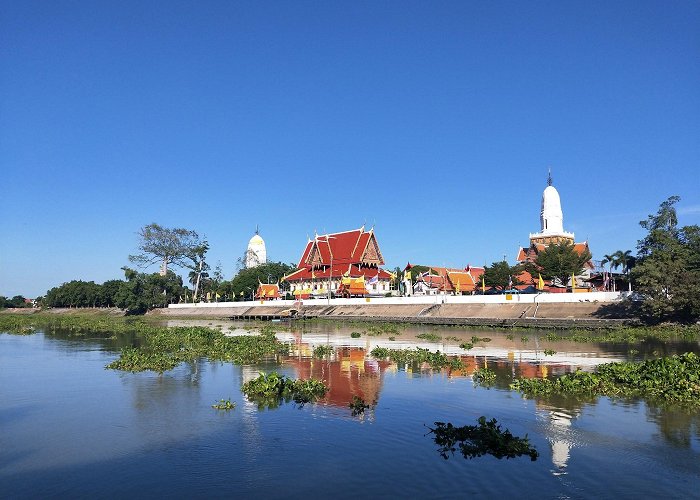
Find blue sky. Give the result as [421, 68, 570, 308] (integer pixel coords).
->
[2, 1, 699, 298]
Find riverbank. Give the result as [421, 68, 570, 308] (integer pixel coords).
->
[158, 297, 640, 329]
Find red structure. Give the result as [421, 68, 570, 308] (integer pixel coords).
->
[283, 227, 393, 296]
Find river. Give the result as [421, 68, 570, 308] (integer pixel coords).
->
[1, 321, 699, 498]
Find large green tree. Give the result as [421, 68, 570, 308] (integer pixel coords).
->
[129, 223, 208, 276]
[113, 268, 185, 314]
[632, 196, 700, 323]
[483, 261, 523, 291]
[528, 241, 592, 288]
[220, 262, 296, 300]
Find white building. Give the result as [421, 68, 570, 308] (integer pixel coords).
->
[245, 228, 267, 268]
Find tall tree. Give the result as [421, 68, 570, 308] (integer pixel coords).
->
[129, 223, 208, 276]
[632, 196, 700, 323]
[483, 261, 523, 291]
[528, 241, 592, 288]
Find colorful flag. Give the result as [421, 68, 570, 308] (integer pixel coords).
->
[481, 276, 486, 293]
[405, 270, 411, 281]
[538, 273, 545, 290]
[367, 274, 379, 285]
[571, 273, 576, 292]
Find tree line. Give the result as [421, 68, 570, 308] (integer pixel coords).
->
[4, 197, 698, 323]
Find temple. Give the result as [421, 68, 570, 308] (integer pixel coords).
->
[516, 172, 594, 286]
[283, 227, 393, 297]
[245, 227, 266, 268]
[411, 266, 485, 295]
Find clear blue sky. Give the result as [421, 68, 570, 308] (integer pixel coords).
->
[2, 1, 699, 298]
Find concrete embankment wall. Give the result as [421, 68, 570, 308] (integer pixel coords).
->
[160, 292, 638, 328]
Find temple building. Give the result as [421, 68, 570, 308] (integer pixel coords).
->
[516, 172, 594, 287]
[283, 227, 392, 297]
[245, 227, 267, 268]
[255, 282, 280, 300]
[411, 266, 485, 295]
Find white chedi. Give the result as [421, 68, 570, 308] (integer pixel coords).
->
[245, 230, 266, 268]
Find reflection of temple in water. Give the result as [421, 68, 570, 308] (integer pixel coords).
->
[284, 347, 392, 409]
[536, 401, 581, 475]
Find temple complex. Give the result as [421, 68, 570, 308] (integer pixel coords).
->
[283, 227, 392, 297]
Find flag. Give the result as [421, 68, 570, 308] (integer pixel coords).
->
[312, 270, 316, 279]
[216, 292, 220, 301]
[405, 270, 411, 281]
[508, 275, 513, 290]
[481, 276, 486, 293]
[206, 292, 211, 301]
[240, 291, 244, 297]
[367, 274, 379, 285]
[455, 281, 461, 294]
[538, 273, 545, 290]
[571, 273, 576, 292]
[603, 272, 609, 291]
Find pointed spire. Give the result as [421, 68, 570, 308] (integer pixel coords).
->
[547, 168, 552, 186]
[255, 224, 259, 235]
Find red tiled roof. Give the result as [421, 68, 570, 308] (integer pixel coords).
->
[296, 227, 383, 268]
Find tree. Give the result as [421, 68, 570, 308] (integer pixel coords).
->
[528, 241, 592, 288]
[129, 223, 208, 276]
[632, 196, 700, 323]
[483, 261, 523, 291]
[113, 267, 184, 314]
[227, 262, 296, 299]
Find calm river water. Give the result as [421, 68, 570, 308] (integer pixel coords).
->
[1, 321, 699, 498]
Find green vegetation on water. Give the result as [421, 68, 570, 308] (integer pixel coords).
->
[312, 345, 334, 358]
[428, 417, 539, 461]
[371, 346, 464, 371]
[473, 367, 497, 385]
[212, 399, 236, 410]
[241, 372, 328, 409]
[349, 395, 370, 416]
[416, 332, 441, 342]
[510, 352, 700, 407]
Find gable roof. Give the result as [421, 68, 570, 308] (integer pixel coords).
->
[297, 227, 384, 269]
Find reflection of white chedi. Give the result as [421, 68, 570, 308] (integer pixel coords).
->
[245, 232, 266, 268]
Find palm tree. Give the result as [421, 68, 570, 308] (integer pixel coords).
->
[601, 254, 615, 291]
[613, 250, 635, 291]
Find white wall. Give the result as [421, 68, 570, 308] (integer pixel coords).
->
[168, 291, 626, 309]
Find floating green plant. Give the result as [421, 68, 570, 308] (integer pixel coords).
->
[520, 336, 529, 343]
[313, 345, 334, 358]
[471, 336, 491, 344]
[350, 331, 362, 338]
[459, 342, 474, 350]
[473, 367, 497, 385]
[370, 346, 463, 371]
[428, 417, 538, 461]
[505, 334, 514, 341]
[241, 372, 328, 409]
[510, 353, 700, 407]
[417, 332, 441, 342]
[349, 395, 370, 416]
[543, 349, 556, 356]
[212, 399, 236, 410]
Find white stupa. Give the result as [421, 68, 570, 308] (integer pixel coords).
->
[245, 227, 267, 268]
[529, 171, 575, 245]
